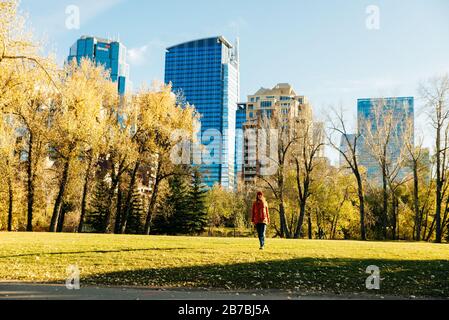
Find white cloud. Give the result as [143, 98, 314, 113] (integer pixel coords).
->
[127, 40, 166, 66]
[128, 45, 149, 65]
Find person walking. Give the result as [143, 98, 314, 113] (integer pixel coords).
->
[252, 191, 270, 250]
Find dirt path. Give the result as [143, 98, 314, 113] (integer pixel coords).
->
[0, 282, 415, 300]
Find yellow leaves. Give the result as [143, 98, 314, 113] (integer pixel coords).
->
[129, 85, 196, 158]
[62, 59, 117, 117]
[0, 1, 31, 55]
[45, 59, 120, 159]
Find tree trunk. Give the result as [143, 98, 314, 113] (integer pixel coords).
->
[396, 198, 400, 240]
[315, 209, 323, 239]
[422, 206, 430, 241]
[294, 158, 310, 239]
[277, 167, 290, 238]
[295, 201, 307, 239]
[144, 178, 160, 235]
[279, 200, 290, 238]
[426, 217, 436, 242]
[49, 159, 70, 232]
[114, 179, 123, 234]
[391, 195, 398, 240]
[57, 202, 66, 233]
[78, 155, 94, 233]
[356, 173, 367, 241]
[120, 161, 140, 234]
[435, 181, 443, 243]
[104, 160, 124, 233]
[412, 163, 421, 241]
[382, 165, 389, 239]
[7, 175, 13, 232]
[335, 196, 347, 237]
[307, 212, 312, 239]
[435, 122, 443, 243]
[331, 212, 340, 240]
[441, 205, 449, 239]
[103, 179, 118, 233]
[26, 135, 34, 232]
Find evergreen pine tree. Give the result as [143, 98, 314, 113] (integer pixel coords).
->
[125, 185, 145, 234]
[167, 173, 190, 235]
[152, 201, 172, 235]
[187, 169, 208, 235]
[85, 178, 109, 233]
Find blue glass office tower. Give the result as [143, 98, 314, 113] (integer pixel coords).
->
[235, 103, 247, 186]
[357, 97, 414, 180]
[165, 37, 240, 189]
[68, 36, 130, 95]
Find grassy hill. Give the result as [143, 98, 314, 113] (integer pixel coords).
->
[0, 232, 448, 298]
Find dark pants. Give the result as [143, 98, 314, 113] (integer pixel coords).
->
[256, 223, 267, 247]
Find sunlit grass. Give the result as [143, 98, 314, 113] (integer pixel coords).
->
[0, 232, 448, 297]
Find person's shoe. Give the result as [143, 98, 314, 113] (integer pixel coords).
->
[259, 246, 264, 250]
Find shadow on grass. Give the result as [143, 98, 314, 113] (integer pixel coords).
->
[0, 248, 189, 259]
[81, 257, 449, 298]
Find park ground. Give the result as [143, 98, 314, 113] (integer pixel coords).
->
[0, 232, 448, 299]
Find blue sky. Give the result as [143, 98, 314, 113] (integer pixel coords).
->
[20, 0, 449, 163]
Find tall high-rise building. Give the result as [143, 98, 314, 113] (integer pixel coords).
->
[339, 134, 357, 168]
[165, 36, 240, 189]
[242, 83, 313, 183]
[313, 121, 326, 159]
[235, 103, 247, 185]
[246, 83, 311, 123]
[357, 97, 414, 180]
[68, 36, 130, 95]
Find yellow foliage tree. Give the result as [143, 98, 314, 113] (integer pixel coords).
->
[48, 59, 118, 232]
[128, 84, 197, 235]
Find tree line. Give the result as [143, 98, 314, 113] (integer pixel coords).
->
[244, 80, 449, 243]
[0, 1, 211, 235]
[1, 1, 448, 242]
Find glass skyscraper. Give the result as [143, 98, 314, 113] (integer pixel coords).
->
[235, 103, 247, 186]
[68, 36, 130, 95]
[339, 134, 357, 168]
[357, 97, 414, 181]
[165, 36, 240, 189]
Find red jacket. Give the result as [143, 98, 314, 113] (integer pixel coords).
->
[252, 200, 270, 225]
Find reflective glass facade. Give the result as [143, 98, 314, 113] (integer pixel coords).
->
[68, 36, 130, 95]
[235, 104, 247, 186]
[357, 97, 414, 181]
[165, 37, 240, 189]
[339, 134, 357, 168]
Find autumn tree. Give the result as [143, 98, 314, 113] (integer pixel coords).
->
[140, 85, 196, 235]
[420, 75, 449, 243]
[0, 0, 57, 231]
[0, 114, 18, 231]
[254, 110, 299, 238]
[118, 88, 162, 234]
[403, 119, 431, 241]
[292, 121, 325, 239]
[328, 108, 367, 240]
[47, 59, 117, 232]
[361, 98, 412, 239]
[8, 67, 53, 231]
[101, 104, 138, 234]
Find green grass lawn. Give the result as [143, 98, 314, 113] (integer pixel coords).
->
[0, 232, 448, 298]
